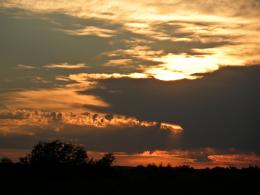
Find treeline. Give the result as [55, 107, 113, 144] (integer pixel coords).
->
[0, 140, 259, 195]
[2, 140, 114, 167]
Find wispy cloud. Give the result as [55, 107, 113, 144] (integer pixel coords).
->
[65, 73, 149, 82]
[103, 59, 133, 67]
[16, 64, 35, 69]
[62, 26, 116, 38]
[4, 88, 108, 112]
[0, 109, 183, 135]
[114, 149, 260, 168]
[32, 76, 50, 84]
[44, 63, 87, 69]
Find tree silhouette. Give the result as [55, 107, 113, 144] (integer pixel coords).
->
[1, 140, 260, 195]
[20, 140, 88, 166]
[96, 153, 115, 167]
[0, 157, 13, 165]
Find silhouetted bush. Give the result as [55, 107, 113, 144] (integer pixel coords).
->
[19, 140, 88, 166]
[95, 153, 115, 167]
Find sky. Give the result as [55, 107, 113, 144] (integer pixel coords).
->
[0, 0, 260, 168]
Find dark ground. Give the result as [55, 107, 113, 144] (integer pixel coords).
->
[0, 164, 259, 195]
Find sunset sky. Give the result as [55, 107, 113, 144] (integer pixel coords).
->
[0, 0, 260, 168]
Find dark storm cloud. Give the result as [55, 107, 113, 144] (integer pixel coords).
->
[81, 66, 260, 153]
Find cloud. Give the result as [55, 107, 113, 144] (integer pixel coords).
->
[0, 110, 28, 120]
[103, 59, 133, 67]
[44, 63, 87, 69]
[81, 66, 260, 153]
[62, 73, 149, 84]
[0, 109, 183, 136]
[16, 64, 35, 69]
[0, 1, 259, 166]
[88, 148, 260, 168]
[1, 3, 260, 85]
[207, 154, 260, 167]
[0, 108, 183, 153]
[1, 147, 259, 168]
[3, 88, 109, 112]
[2, 0, 260, 19]
[0, 8, 115, 71]
[114, 149, 260, 168]
[32, 76, 50, 84]
[160, 123, 183, 134]
[142, 51, 247, 81]
[0, 148, 29, 161]
[62, 26, 116, 38]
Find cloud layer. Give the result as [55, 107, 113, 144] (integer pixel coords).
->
[83, 66, 260, 153]
[0, 0, 259, 167]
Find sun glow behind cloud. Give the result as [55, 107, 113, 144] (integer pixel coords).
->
[144, 51, 247, 81]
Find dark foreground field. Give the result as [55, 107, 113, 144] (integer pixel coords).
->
[1, 164, 259, 195]
[1, 141, 259, 194]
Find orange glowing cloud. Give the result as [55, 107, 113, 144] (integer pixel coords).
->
[110, 149, 260, 168]
[0, 109, 183, 135]
[1, 148, 259, 168]
[160, 123, 183, 134]
[4, 88, 109, 112]
[65, 72, 149, 82]
[208, 154, 260, 167]
[62, 26, 116, 38]
[103, 59, 133, 67]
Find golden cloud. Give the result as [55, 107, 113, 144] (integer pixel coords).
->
[112, 149, 260, 168]
[0, 109, 184, 135]
[62, 26, 116, 38]
[44, 63, 88, 69]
